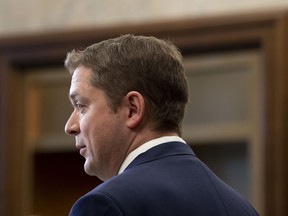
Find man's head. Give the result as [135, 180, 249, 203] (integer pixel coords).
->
[65, 35, 189, 180]
[65, 34, 188, 135]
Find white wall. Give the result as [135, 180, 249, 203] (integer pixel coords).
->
[0, 0, 288, 37]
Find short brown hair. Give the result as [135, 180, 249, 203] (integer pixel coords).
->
[65, 34, 188, 134]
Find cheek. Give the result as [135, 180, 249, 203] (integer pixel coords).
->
[80, 111, 99, 131]
[78, 114, 98, 149]
[80, 108, 125, 147]
[80, 112, 113, 145]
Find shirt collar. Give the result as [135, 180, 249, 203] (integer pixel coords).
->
[118, 136, 186, 174]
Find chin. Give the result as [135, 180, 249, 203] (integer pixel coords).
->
[84, 167, 95, 176]
[84, 160, 92, 175]
[83, 161, 97, 177]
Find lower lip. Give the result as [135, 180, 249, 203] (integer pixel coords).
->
[80, 147, 86, 156]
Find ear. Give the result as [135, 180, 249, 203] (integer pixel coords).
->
[125, 91, 145, 129]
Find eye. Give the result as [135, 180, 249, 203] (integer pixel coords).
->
[75, 102, 86, 114]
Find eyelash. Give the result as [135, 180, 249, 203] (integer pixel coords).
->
[75, 102, 86, 113]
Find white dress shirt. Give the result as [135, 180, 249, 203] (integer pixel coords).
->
[118, 136, 186, 174]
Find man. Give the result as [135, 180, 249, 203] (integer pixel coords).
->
[64, 34, 259, 215]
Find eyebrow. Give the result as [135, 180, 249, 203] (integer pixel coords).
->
[69, 92, 89, 104]
[68, 92, 82, 105]
[69, 92, 78, 101]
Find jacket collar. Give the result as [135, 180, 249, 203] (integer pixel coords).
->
[125, 141, 196, 172]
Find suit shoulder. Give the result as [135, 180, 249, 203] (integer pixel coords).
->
[69, 189, 124, 216]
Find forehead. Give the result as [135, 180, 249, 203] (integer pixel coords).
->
[71, 65, 92, 86]
[69, 65, 95, 99]
[68, 65, 113, 109]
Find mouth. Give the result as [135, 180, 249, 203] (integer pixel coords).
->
[76, 144, 87, 157]
[79, 147, 87, 156]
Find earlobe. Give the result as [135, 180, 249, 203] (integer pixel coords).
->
[126, 91, 145, 129]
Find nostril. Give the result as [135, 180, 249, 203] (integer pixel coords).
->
[65, 126, 78, 136]
[69, 130, 79, 136]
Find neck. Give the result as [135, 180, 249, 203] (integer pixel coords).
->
[126, 129, 178, 158]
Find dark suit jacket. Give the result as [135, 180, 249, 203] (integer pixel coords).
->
[69, 141, 259, 216]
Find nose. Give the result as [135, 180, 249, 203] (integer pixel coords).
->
[65, 111, 80, 136]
